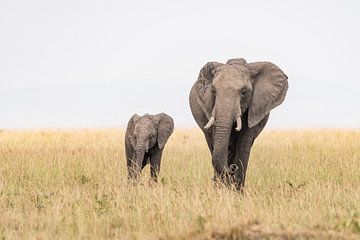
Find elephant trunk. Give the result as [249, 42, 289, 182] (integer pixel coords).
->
[212, 96, 236, 177]
[129, 146, 145, 179]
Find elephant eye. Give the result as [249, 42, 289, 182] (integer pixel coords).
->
[240, 89, 247, 96]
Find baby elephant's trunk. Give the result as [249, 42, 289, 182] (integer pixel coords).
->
[129, 147, 145, 180]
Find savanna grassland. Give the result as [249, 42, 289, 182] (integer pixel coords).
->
[0, 129, 359, 239]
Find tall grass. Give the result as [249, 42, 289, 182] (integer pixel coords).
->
[0, 129, 359, 239]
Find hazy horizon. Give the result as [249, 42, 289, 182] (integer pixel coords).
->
[1, 0, 360, 129]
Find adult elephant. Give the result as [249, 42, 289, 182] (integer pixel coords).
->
[189, 58, 288, 190]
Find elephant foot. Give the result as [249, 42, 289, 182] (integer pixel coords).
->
[211, 164, 244, 192]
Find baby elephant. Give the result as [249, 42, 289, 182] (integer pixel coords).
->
[125, 113, 174, 182]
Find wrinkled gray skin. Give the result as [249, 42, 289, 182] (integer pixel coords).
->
[189, 58, 288, 190]
[125, 113, 174, 182]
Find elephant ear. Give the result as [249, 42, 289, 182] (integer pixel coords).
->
[247, 62, 288, 128]
[126, 114, 140, 147]
[195, 61, 223, 119]
[154, 113, 174, 149]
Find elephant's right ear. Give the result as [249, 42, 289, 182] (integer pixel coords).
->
[195, 61, 223, 119]
[126, 114, 140, 147]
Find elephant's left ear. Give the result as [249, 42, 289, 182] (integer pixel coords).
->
[154, 113, 174, 149]
[247, 62, 288, 128]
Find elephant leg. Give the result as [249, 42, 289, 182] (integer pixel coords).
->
[141, 153, 149, 169]
[235, 114, 269, 189]
[149, 148, 163, 182]
[228, 128, 239, 166]
[235, 130, 253, 189]
[125, 143, 134, 176]
[127, 152, 139, 180]
[126, 154, 134, 172]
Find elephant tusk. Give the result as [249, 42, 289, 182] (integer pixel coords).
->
[235, 116, 242, 131]
[204, 116, 215, 130]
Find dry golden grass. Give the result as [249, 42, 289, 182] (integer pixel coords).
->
[0, 129, 359, 239]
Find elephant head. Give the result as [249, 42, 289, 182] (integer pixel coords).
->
[195, 58, 288, 178]
[126, 113, 174, 178]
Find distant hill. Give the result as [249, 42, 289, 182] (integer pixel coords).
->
[1, 78, 359, 129]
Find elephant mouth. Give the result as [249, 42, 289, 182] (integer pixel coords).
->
[204, 105, 243, 132]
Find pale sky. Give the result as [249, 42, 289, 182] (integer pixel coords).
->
[1, 0, 359, 128]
